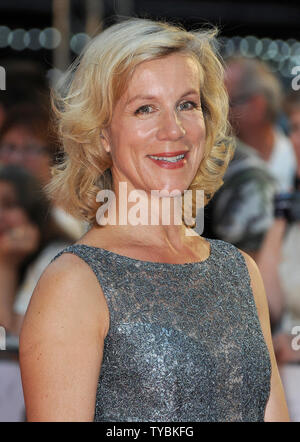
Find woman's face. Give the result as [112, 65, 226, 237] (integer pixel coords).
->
[0, 126, 52, 184]
[0, 180, 29, 237]
[103, 53, 206, 196]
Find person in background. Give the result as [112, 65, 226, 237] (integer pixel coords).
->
[261, 89, 300, 422]
[225, 56, 296, 193]
[202, 54, 284, 255]
[284, 90, 300, 192]
[0, 164, 72, 336]
[218, 56, 298, 328]
[0, 103, 88, 240]
[201, 136, 277, 258]
[0, 59, 49, 130]
[0, 164, 72, 422]
[271, 90, 300, 356]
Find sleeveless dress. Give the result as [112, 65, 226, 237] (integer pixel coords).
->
[51, 238, 271, 422]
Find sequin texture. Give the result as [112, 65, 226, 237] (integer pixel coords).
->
[51, 238, 271, 422]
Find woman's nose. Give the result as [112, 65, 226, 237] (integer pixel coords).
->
[156, 110, 186, 141]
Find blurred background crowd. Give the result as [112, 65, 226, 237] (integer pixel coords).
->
[0, 0, 300, 422]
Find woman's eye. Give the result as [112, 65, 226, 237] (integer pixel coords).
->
[134, 105, 154, 115]
[178, 101, 198, 111]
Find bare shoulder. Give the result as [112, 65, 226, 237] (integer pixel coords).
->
[20, 251, 109, 352]
[19, 252, 109, 421]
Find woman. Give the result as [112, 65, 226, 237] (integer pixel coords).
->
[19, 18, 289, 422]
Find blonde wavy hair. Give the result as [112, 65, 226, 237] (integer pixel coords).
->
[47, 17, 234, 225]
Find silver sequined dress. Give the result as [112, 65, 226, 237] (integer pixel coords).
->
[51, 238, 271, 422]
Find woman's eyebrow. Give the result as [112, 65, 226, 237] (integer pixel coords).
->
[125, 95, 156, 106]
[180, 89, 200, 98]
[126, 89, 200, 107]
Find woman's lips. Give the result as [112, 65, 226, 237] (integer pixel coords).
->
[148, 157, 187, 169]
[147, 151, 189, 169]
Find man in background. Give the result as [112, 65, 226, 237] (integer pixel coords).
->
[201, 57, 296, 327]
[225, 56, 296, 192]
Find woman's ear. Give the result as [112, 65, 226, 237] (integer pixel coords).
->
[100, 129, 111, 154]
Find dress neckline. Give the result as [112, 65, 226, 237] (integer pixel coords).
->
[71, 237, 214, 268]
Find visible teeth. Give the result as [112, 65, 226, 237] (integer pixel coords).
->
[149, 154, 185, 162]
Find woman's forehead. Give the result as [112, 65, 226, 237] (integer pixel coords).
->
[121, 54, 201, 102]
[133, 53, 199, 80]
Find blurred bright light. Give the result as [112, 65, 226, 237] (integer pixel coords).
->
[232, 36, 242, 53]
[2, 24, 300, 85]
[239, 38, 249, 56]
[260, 38, 272, 59]
[224, 38, 235, 56]
[221, 35, 300, 80]
[278, 40, 291, 61]
[279, 58, 297, 77]
[24, 29, 41, 50]
[255, 40, 263, 56]
[243, 36, 258, 57]
[8, 29, 26, 51]
[264, 40, 278, 60]
[39, 27, 61, 49]
[70, 33, 91, 54]
[291, 42, 300, 56]
[0, 26, 10, 48]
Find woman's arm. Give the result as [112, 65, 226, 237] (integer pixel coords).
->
[240, 250, 290, 422]
[19, 253, 109, 421]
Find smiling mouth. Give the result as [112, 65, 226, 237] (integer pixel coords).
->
[148, 154, 185, 163]
[147, 151, 188, 163]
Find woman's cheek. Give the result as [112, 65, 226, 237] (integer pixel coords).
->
[135, 121, 158, 140]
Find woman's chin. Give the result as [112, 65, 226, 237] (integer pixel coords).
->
[147, 181, 192, 196]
